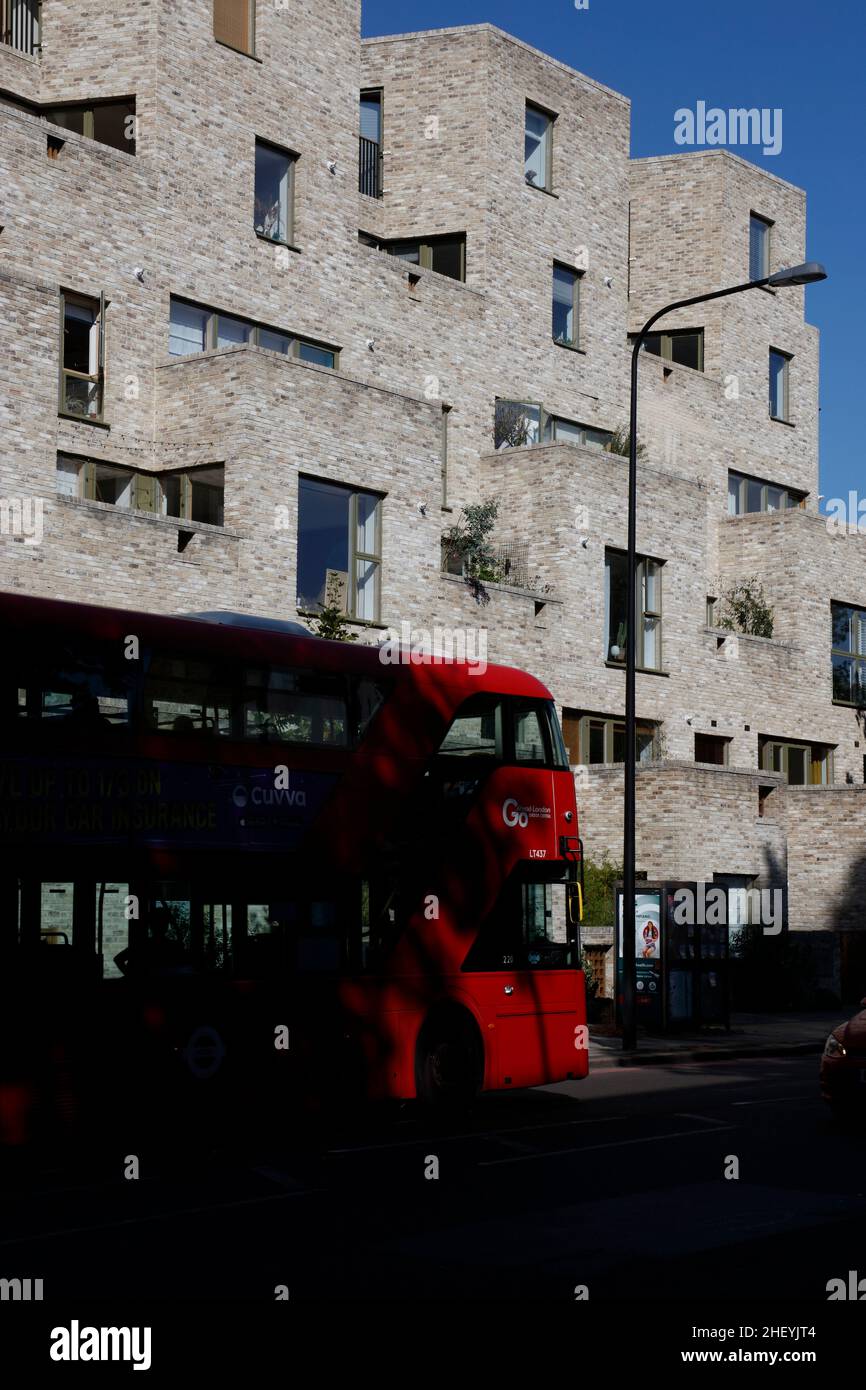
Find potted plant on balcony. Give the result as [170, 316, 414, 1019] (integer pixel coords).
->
[441, 499, 502, 602]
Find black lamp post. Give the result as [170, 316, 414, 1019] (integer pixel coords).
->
[621, 262, 827, 1051]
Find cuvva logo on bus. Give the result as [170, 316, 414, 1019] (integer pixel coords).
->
[232, 782, 307, 810]
[502, 798, 552, 828]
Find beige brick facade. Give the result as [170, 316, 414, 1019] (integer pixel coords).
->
[1, 7, 861, 998]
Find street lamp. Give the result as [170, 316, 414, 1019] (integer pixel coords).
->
[621, 262, 827, 1051]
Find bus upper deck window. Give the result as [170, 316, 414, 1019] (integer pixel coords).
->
[243, 669, 348, 746]
[438, 694, 503, 759]
[513, 703, 548, 765]
[512, 699, 569, 768]
[144, 654, 232, 736]
[18, 643, 132, 729]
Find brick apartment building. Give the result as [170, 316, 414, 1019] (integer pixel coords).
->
[1, 1, 864, 1002]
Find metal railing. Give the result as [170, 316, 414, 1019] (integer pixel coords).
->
[358, 135, 382, 198]
[1, 0, 40, 55]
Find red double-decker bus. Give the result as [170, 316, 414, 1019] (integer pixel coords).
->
[0, 594, 586, 1147]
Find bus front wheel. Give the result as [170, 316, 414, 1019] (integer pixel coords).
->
[415, 1009, 483, 1112]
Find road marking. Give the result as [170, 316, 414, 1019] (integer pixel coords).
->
[0, 1187, 319, 1248]
[326, 1114, 627, 1155]
[477, 1123, 737, 1167]
[731, 1094, 815, 1107]
[250, 1164, 307, 1188]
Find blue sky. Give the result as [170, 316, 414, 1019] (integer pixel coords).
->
[362, 0, 862, 508]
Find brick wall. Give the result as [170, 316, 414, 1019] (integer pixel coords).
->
[0, 4, 859, 978]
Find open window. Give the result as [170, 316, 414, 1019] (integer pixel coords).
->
[162, 466, 225, 526]
[45, 99, 136, 154]
[759, 736, 833, 786]
[60, 291, 104, 420]
[635, 328, 704, 371]
[605, 549, 663, 670]
[562, 710, 658, 765]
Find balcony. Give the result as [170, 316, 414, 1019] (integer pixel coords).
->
[359, 136, 382, 198]
[2, 0, 40, 55]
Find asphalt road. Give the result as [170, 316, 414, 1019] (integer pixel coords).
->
[2, 1051, 864, 1303]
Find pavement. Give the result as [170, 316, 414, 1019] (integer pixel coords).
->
[590, 1008, 847, 1066]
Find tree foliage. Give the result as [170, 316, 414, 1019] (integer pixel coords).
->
[604, 426, 647, 460]
[442, 499, 502, 599]
[582, 855, 622, 927]
[717, 576, 775, 638]
[309, 573, 358, 642]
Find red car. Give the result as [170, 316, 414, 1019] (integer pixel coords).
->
[821, 1000, 866, 1115]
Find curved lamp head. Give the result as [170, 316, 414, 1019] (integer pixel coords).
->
[766, 261, 828, 287]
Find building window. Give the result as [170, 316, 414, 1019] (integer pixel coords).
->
[524, 102, 553, 189]
[494, 399, 542, 449]
[168, 298, 338, 367]
[769, 349, 790, 421]
[695, 733, 730, 766]
[831, 602, 866, 704]
[552, 262, 580, 347]
[254, 140, 295, 245]
[169, 300, 210, 357]
[296, 340, 336, 367]
[383, 234, 465, 282]
[636, 329, 704, 371]
[162, 466, 225, 526]
[494, 399, 610, 451]
[562, 710, 659, 766]
[60, 291, 104, 420]
[544, 416, 611, 449]
[749, 213, 772, 280]
[605, 549, 662, 670]
[759, 737, 833, 786]
[440, 404, 451, 509]
[216, 313, 252, 348]
[727, 470, 803, 515]
[359, 89, 383, 198]
[57, 457, 132, 506]
[297, 478, 382, 622]
[2, 0, 40, 56]
[213, 0, 255, 55]
[57, 456, 225, 526]
[45, 99, 136, 154]
[706, 595, 719, 626]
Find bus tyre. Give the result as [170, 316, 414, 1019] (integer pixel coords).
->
[415, 1009, 483, 1114]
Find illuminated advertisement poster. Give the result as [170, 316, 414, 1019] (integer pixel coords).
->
[618, 889, 663, 1026]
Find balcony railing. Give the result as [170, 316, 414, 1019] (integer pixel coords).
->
[1, 0, 40, 55]
[359, 135, 382, 198]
